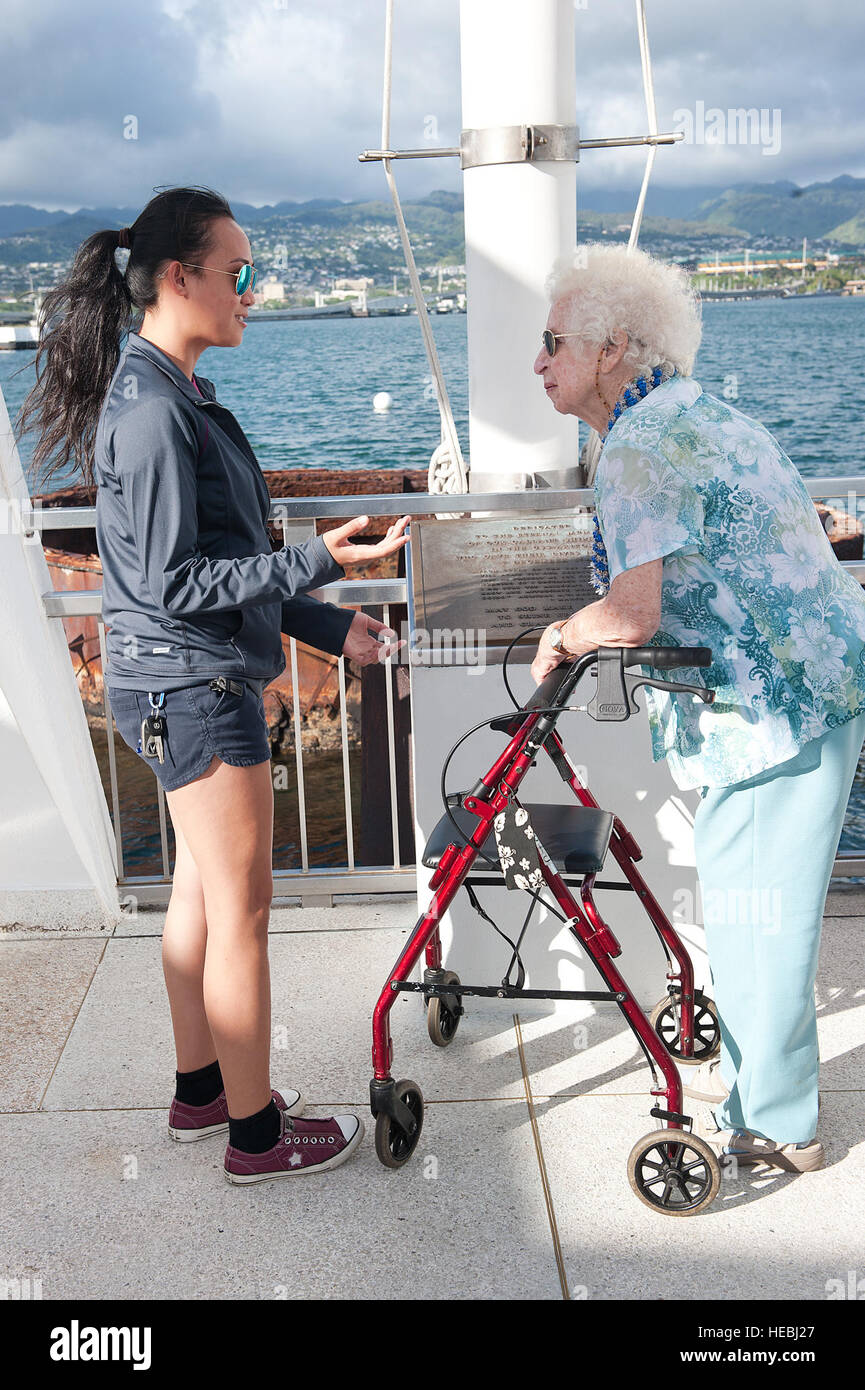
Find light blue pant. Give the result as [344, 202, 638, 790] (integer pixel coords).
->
[692, 710, 865, 1144]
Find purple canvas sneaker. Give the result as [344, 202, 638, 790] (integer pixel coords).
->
[224, 1107, 364, 1184]
[168, 1087, 304, 1143]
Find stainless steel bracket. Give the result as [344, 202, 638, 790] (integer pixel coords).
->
[358, 127, 682, 167]
[459, 123, 580, 169]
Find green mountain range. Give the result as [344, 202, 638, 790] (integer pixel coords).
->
[689, 175, 865, 240]
[1, 175, 863, 273]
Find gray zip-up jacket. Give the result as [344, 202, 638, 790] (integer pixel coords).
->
[94, 331, 354, 690]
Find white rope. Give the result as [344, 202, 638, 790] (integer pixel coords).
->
[627, 0, 658, 254]
[428, 435, 468, 495]
[379, 0, 468, 498]
[581, 0, 661, 485]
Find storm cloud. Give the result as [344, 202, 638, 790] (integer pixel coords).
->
[0, 0, 861, 212]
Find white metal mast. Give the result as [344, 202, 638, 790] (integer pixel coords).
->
[459, 0, 578, 492]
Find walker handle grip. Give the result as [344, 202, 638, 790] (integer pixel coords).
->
[623, 646, 712, 670]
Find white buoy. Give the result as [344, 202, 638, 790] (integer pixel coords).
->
[373, 391, 393, 412]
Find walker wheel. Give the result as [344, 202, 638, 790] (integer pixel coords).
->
[627, 1128, 721, 1216]
[427, 971, 462, 1047]
[374, 1079, 424, 1169]
[649, 990, 721, 1065]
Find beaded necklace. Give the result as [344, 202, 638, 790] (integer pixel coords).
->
[589, 364, 677, 595]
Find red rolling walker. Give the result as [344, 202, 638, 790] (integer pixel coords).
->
[370, 643, 725, 1216]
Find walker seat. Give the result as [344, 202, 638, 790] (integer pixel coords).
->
[422, 802, 614, 876]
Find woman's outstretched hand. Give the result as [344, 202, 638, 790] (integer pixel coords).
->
[342, 611, 405, 665]
[322, 514, 411, 566]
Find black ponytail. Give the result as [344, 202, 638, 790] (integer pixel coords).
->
[15, 184, 234, 492]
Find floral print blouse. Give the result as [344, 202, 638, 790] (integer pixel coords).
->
[593, 375, 865, 791]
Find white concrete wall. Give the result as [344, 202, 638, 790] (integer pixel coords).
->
[409, 660, 707, 1011]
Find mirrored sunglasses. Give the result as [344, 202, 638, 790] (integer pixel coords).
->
[178, 262, 260, 295]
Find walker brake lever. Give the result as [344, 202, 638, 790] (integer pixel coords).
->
[628, 675, 716, 705]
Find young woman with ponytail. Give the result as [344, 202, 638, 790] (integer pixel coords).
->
[17, 186, 410, 1182]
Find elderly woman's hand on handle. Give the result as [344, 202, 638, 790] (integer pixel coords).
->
[529, 562, 665, 686]
[323, 514, 412, 666]
[531, 622, 569, 687]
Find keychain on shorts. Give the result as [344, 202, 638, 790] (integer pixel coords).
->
[139, 692, 166, 764]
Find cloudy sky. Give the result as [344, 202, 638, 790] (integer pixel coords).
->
[1, 0, 862, 213]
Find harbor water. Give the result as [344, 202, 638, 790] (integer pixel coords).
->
[6, 296, 865, 481]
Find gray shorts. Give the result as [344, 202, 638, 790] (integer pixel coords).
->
[106, 679, 272, 792]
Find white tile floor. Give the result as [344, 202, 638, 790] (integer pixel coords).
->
[1, 891, 863, 1300]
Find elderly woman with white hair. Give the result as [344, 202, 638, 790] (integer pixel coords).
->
[532, 243, 865, 1173]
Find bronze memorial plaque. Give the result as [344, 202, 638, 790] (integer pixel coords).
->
[410, 510, 597, 648]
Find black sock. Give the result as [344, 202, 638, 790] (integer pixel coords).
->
[228, 1099, 281, 1154]
[175, 1059, 223, 1107]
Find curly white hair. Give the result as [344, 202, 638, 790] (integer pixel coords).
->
[544, 243, 702, 378]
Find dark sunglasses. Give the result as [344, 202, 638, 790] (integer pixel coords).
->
[541, 329, 581, 356]
[178, 262, 259, 295]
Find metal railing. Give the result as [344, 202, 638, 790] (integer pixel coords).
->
[36, 483, 865, 895]
[45, 578, 410, 906]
